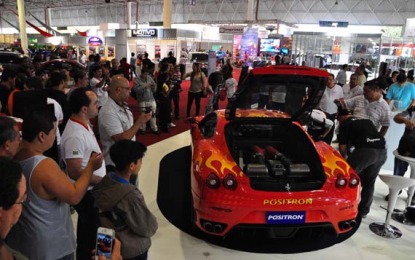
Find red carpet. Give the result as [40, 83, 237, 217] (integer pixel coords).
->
[129, 68, 241, 146]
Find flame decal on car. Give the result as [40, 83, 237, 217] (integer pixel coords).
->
[196, 150, 242, 177]
[320, 149, 352, 178]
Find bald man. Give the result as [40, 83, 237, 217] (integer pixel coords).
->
[98, 75, 151, 168]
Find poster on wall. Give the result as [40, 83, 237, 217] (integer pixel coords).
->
[108, 46, 114, 57]
[155, 45, 161, 60]
[167, 44, 175, 56]
[136, 45, 146, 55]
[99, 47, 105, 56]
[89, 46, 96, 54]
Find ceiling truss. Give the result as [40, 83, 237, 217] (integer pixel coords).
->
[0, 0, 414, 28]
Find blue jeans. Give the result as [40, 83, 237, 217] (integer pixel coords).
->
[393, 157, 409, 176]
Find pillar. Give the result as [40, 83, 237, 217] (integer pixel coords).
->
[115, 29, 128, 62]
[17, 0, 28, 55]
[163, 0, 172, 28]
[127, 2, 132, 29]
[45, 7, 52, 27]
[247, 0, 254, 21]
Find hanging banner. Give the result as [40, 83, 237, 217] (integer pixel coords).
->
[76, 29, 88, 37]
[240, 27, 258, 65]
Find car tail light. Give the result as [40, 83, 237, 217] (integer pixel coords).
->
[336, 174, 347, 189]
[206, 173, 220, 189]
[223, 174, 237, 190]
[349, 173, 360, 188]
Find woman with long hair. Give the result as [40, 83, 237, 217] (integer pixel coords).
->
[182, 62, 206, 117]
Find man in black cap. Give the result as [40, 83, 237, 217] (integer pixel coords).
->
[337, 107, 387, 218]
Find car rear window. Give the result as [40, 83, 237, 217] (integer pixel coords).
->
[232, 73, 325, 118]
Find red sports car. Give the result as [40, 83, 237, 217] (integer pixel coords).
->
[190, 65, 360, 238]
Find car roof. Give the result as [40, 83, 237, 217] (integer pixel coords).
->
[225, 65, 329, 121]
[41, 59, 86, 70]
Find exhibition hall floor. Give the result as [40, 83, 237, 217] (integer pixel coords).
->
[141, 131, 414, 260]
[74, 131, 415, 260]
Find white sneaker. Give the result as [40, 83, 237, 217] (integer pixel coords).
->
[169, 123, 176, 128]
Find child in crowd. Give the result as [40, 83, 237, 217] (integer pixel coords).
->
[92, 140, 158, 260]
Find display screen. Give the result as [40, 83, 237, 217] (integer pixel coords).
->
[96, 233, 112, 258]
[259, 38, 281, 53]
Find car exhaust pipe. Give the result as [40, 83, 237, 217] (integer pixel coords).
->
[203, 222, 213, 232]
[213, 224, 223, 233]
[341, 222, 350, 230]
[349, 220, 356, 228]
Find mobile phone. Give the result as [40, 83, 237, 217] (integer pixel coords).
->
[95, 227, 115, 259]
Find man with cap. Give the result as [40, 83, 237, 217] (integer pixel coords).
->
[337, 107, 387, 218]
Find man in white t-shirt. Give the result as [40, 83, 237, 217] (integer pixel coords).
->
[343, 73, 363, 99]
[61, 87, 106, 260]
[79, 50, 86, 65]
[90, 66, 109, 108]
[224, 73, 237, 99]
[335, 64, 348, 87]
[317, 73, 344, 144]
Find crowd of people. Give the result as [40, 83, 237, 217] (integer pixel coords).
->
[312, 63, 415, 219]
[0, 48, 239, 259]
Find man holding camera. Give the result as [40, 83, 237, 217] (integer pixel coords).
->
[98, 76, 152, 172]
[90, 66, 110, 109]
[133, 68, 159, 134]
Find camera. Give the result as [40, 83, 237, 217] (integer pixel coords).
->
[95, 227, 115, 259]
[334, 99, 341, 107]
[145, 106, 152, 113]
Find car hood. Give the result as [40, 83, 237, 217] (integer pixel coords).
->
[225, 66, 329, 121]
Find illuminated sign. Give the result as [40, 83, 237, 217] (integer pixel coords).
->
[88, 36, 103, 46]
[131, 28, 158, 38]
[263, 198, 313, 205]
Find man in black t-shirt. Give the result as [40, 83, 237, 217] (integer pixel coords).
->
[338, 109, 387, 218]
